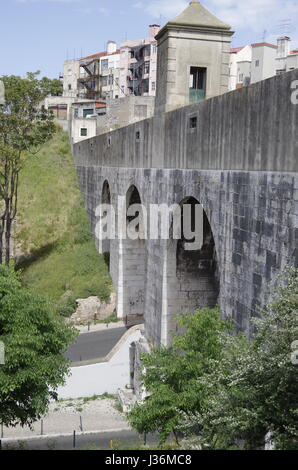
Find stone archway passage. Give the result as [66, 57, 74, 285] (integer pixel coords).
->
[177, 198, 219, 311]
[177, 197, 219, 312]
[167, 197, 219, 333]
[122, 186, 146, 324]
[100, 180, 112, 265]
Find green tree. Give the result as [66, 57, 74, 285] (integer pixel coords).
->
[0, 265, 77, 427]
[40, 76, 63, 97]
[0, 72, 56, 264]
[199, 268, 298, 450]
[128, 308, 231, 444]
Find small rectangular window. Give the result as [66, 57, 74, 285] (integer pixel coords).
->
[101, 59, 109, 72]
[255, 60, 260, 67]
[189, 116, 197, 129]
[189, 67, 207, 103]
[136, 131, 140, 141]
[80, 128, 87, 137]
[83, 109, 94, 118]
[101, 76, 108, 87]
[144, 62, 150, 74]
[151, 81, 156, 91]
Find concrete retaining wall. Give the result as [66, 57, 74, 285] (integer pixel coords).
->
[58, 327, 142, 399]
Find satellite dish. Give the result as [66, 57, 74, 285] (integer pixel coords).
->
[0, 80, 5, 106]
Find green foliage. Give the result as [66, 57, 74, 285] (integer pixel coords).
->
[0, 72, 57, 264]
[58, 296, 77, 318]
[128, 270, 298, 450]
[39, 76, 63, 97]
[0, 72, 56, 154]
[198, 268, 298, 450]
[16, 128, 112, 313]
[128, 308, 231, 444]
[0, 265, 78, 427]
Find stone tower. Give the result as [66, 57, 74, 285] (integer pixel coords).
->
[155, 0, 233, 114]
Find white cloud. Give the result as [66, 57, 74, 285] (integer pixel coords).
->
[135, 0, 298, 46]
[208, 0, 298, 44]
[133, 0, 188, 19]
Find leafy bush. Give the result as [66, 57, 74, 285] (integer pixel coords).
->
[58, 296, 77, 318]
[0, 266, 78, 427]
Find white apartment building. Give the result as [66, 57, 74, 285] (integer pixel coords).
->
[62, 41, 120, 101]
[63, 60, 81, 98]
[250, 42, 277, 84]
[229, 36, 298, 90]
[63, 27, 160, 103]
[119, 25, 160, 97]
[229, 45, 252, 90]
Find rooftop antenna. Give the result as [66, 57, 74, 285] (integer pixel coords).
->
[262, 29, 267, 42]
[276, 19, 292, 36]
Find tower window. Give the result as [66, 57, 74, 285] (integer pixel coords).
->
[189, 67, 207, 103]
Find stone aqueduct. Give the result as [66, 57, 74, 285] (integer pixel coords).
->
[73, 69, 298, 347]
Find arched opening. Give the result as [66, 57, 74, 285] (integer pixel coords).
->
[101, 180, 111, 262]
[167, 197, 219, 334]
[122, 185, 146, 324]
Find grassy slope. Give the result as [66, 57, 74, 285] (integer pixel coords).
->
[16, 127, 112, 315]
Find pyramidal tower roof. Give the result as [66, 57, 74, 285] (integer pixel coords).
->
[157, 1, 231, 36]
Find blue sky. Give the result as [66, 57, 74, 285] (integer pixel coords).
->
[0, 0, 297, 78]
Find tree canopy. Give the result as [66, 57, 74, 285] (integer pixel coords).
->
[128, 308, 232, 444]
[0, 72, 56, 264]
[0, 266, 77, 427]
[128, 269, 298, 450]
[199, 268, 298, 450]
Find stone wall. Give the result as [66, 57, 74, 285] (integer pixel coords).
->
[74, 69, 298, 173]
[72, 69, 298, 346]
[74, 165, 298, 346]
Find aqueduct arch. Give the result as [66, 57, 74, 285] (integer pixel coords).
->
[100, 180, 111, 256]
[121, 185, 147, 323]
[166, 196, 219, 335]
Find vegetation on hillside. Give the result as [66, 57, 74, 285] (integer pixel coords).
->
[0, 72, 56, 264]
[16, 127, 112, 316]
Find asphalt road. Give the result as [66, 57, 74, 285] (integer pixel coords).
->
[65, 327, 128, 363]
[2, 430, 157, 451]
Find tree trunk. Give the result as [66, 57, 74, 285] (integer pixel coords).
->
[0, 226, 3, 265]
[5, 216, 11, 266]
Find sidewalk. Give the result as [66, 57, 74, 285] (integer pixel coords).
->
[1, 397, 130, 440]
[75, 321, 127, 335]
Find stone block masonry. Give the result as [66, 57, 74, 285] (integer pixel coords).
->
[73, 69, 298, 347]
